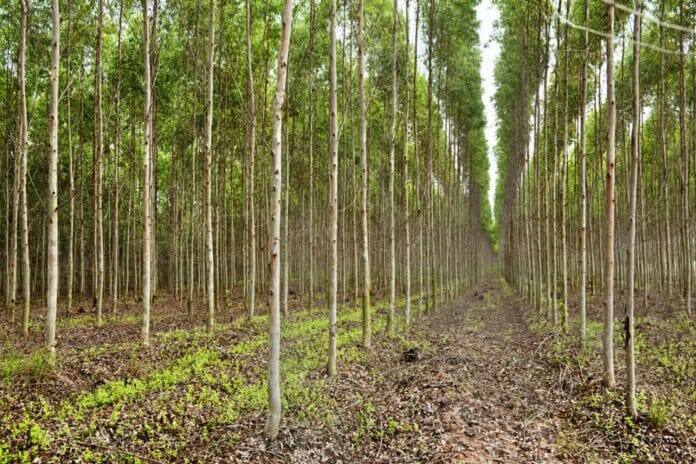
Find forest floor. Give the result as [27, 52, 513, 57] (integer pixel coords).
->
[1, 278, 695, 463]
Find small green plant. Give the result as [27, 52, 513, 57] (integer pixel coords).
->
[583, 392, 604, 410]
[646, 397, 672, 428]
[0, 352, 23, 379]
[353, 399, 377, 444]
[548, 336, 571, 368]
[0, 350, 51, 380]
[382, 418, 417, 436]
[1, 416, 52, 463]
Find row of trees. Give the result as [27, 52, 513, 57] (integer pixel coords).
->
[496, 0, 695, 419]
[0, 0, 495, 438]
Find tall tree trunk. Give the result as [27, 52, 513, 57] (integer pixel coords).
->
[149, 0, 159, 298]
[357, 0, 371, 348]
[387, 0, 397, 335]
[414, 0, 423, 318]
[403, 0, 412, 328]
[94, 0, 105, 327]
[327, 0, 338, 377]
[625, 1, 641, 418]
[308, 0, 316, 311]
[204, 0, 216, 330]
[603, 3, 616, 388]
[46, 0, 60, 365]
[659, 0, 672, 297]
[265, 0, 293, 440]
[112, 0, 124, 313]
[79, 77, 86, 298]
[141, 0, 153, 346]
[245, 0, 257, 319]
[19, 0, 31, 337]
[66, 0, 75, 315]
[560, 0, 570, 331]
[426, 0, 435, 313]
[678, 0, 692, 315]
[579, 0, 589, 346]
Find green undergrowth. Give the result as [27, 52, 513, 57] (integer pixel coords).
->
[1, 296, 414, 462]
[0, 350, 52, 381]
[0, 415, 52, 464]
[63, 348, 221, 418]
[534, 307, 696, 462]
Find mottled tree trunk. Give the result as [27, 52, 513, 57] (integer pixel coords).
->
[603, 4, 616, 388]
[327, 0, 338, 376]
[625, 1, 641, 418]
[265, 0, 292, 440]
[19, 0, 31, 337]
[357, 0, 371, 349]
[387, 0, 397, 335]
[141, 0, 153, 346]
[94, 0, 105, 327]
[46, 0, 60, 365]
[245, 0, 257, 319]
[204, 0, 216, 331]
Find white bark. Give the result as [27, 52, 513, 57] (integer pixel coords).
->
[112, 0, 124, 312]
[265, 0, 293, 440]
[245, 0, 257, 319]
[403, 0, 412, 328]
[141, 0, 153, 346]
[46, 0, 60, 366]
[19, 0, 31, 338]
[357, 0, 371, 348]
[67, 1, 75, 315]
[625, 0, 640, 419]
[327, 0, 338, 377]
[94, 0, 105, 328]
[603, 5, 616, 388]
[204, 0, 216, 331]
[387, 0, 397, 336]
[579, 0, 589, 346]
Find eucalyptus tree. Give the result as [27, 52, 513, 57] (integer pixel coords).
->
[94, 0, 105, 327]
[426, 0, 435, 313]
[46, 0, 60, 366]
[142, 0, 153, 347]
[357, 0, 371, 349]
[678, 0, 691, 316]
[111, 0, 124, 312]
[603, 0, 616, 389]
[327, 0, 339, 376]
[204, 0, 216, 330]
[18, 0, 30, 337]
[625, 0, 641, 419]
[245, 0, 257, 319]
[265, 0, 293, 440]
[387, 0, 398, 335]
[66, 0, 75, 314]
[578, 0, 589, 346]
[402, 0, 412, 327]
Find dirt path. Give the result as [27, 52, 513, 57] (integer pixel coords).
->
[253, 277, 566, 463]
[413, 279, 563, 463]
